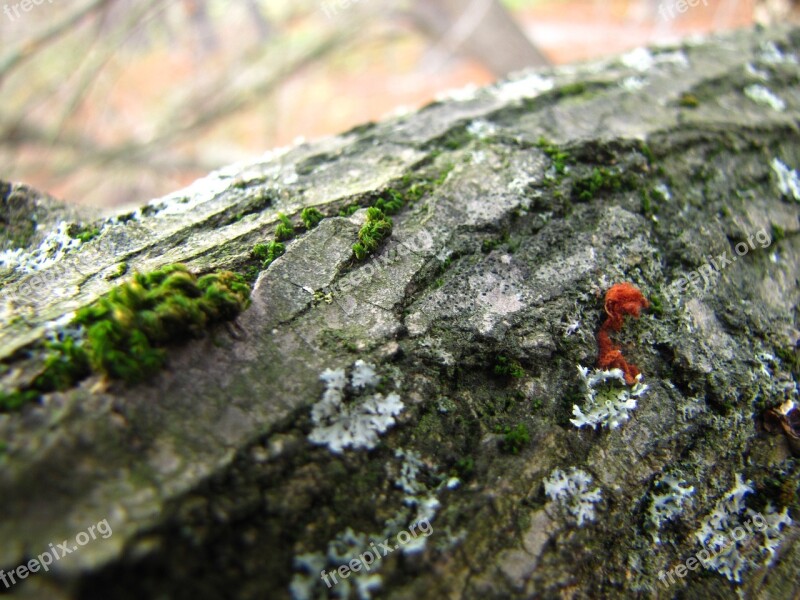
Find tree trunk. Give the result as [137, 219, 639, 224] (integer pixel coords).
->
[410, 0, 551, 74]
[0, 25, 799, 600]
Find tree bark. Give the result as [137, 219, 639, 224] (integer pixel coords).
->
[0, 25, 799, 600]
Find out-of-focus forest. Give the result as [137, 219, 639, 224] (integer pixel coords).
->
[1, 0, 797, 208]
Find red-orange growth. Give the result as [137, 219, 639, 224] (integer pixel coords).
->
[596, 282, 649, 385]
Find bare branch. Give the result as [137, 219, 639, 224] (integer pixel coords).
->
[0, 0, 115, 83]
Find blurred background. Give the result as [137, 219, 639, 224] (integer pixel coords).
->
[0, 0, 798, 209]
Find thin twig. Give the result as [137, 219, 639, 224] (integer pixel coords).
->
[0, 0, 115, 83]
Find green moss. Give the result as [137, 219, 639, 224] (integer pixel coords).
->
[572, 167, 628, 201]
[481, 233, 509, 254]
[254, 241, 285, 268]
[338, 203, 361, 217]
[320, 330, 359, 353]
[497, 423, 530, 454]
[454, 456, 475, 479]
[369, 162, 454, 221]
[432, 163, 455, 186]
[374, 189, 405, 215]
[554, 82, 587, 98]
[641, 190, 653, 215]
[0, 333, 92, 410]
[74, 265, 250, 383]
[0, 264, 251, 410]
[34, 336, 91, 390]
[416, 412, 445, 440]
[353, 207, 392, 260]
[251, 243, 270, 261]
[775, 346, 799, 377]
[244, 265, 261, 281]
[440, 128, 474, 151]
[649, 293, 664, 317]
[771, 224, 785, 242]
[275, 213, 295, 241]
[107, 262, 128, 281]
[313, 291, 333, 305]
[300, 207, 324, 229]
[759, 473, 798, 512]
[678, 93, 700, 108]
[639, 142, 656, 164]
[535, 137, 570, 175]
[494, 355, 525, 378]
[481, 239, 498, 253]
[507, 236, 522, 254]
[0, 389, 41, 411]
[70, 224, 101, 243]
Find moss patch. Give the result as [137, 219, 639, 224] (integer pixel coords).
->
[536, 137, 571, 175]
[300, 207, 324, 229]
[494, 355, 525, 378]
[0, 264, 251, 410]
[572, 167, 630, 201]
[69, 224, 101, 243]
[353, 207, 392, 260]
[496, 423, 530, 454]
[274, 213, 295, 242]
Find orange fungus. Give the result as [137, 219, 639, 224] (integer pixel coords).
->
[596, 282, 649, 385]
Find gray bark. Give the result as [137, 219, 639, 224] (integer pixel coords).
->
[1, 25, 799, 600]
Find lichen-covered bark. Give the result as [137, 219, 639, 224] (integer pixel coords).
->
[1, 26, 799, 600]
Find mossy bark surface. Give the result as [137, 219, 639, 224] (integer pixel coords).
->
[1, 26, 799, 600]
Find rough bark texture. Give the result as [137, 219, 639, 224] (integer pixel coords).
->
[1, 26, 799, 600]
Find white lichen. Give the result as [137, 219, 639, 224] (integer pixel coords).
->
[750, 503, 793, 561]
[394, 448, 440, 536]
[309, 362, 403, 454]
[351, 359, 379, 389]
[648, 474, 695, 543]
[745, 61, 771, 80]
[620, 48, 688, 72]
[0, 221, 82, 273]
[771, 157, 800, 201]
[653, 182, 672, 201]
[564, 318, 581, 336]
[494, 73, 554, 102]
[620, 76, 646, 92]
[743, 84, 785, 112]
[570, 366, 648, 430]
[693, 474, 793, 583]
[436, 83, 478, 103]
[758, 41, 798, 65]
[290, 529, 383, 600]
[678, 396, 706, 422]
[466, 119, 497, 139]
[544, 467, 602, 526]
[395, 448, 425, 495]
